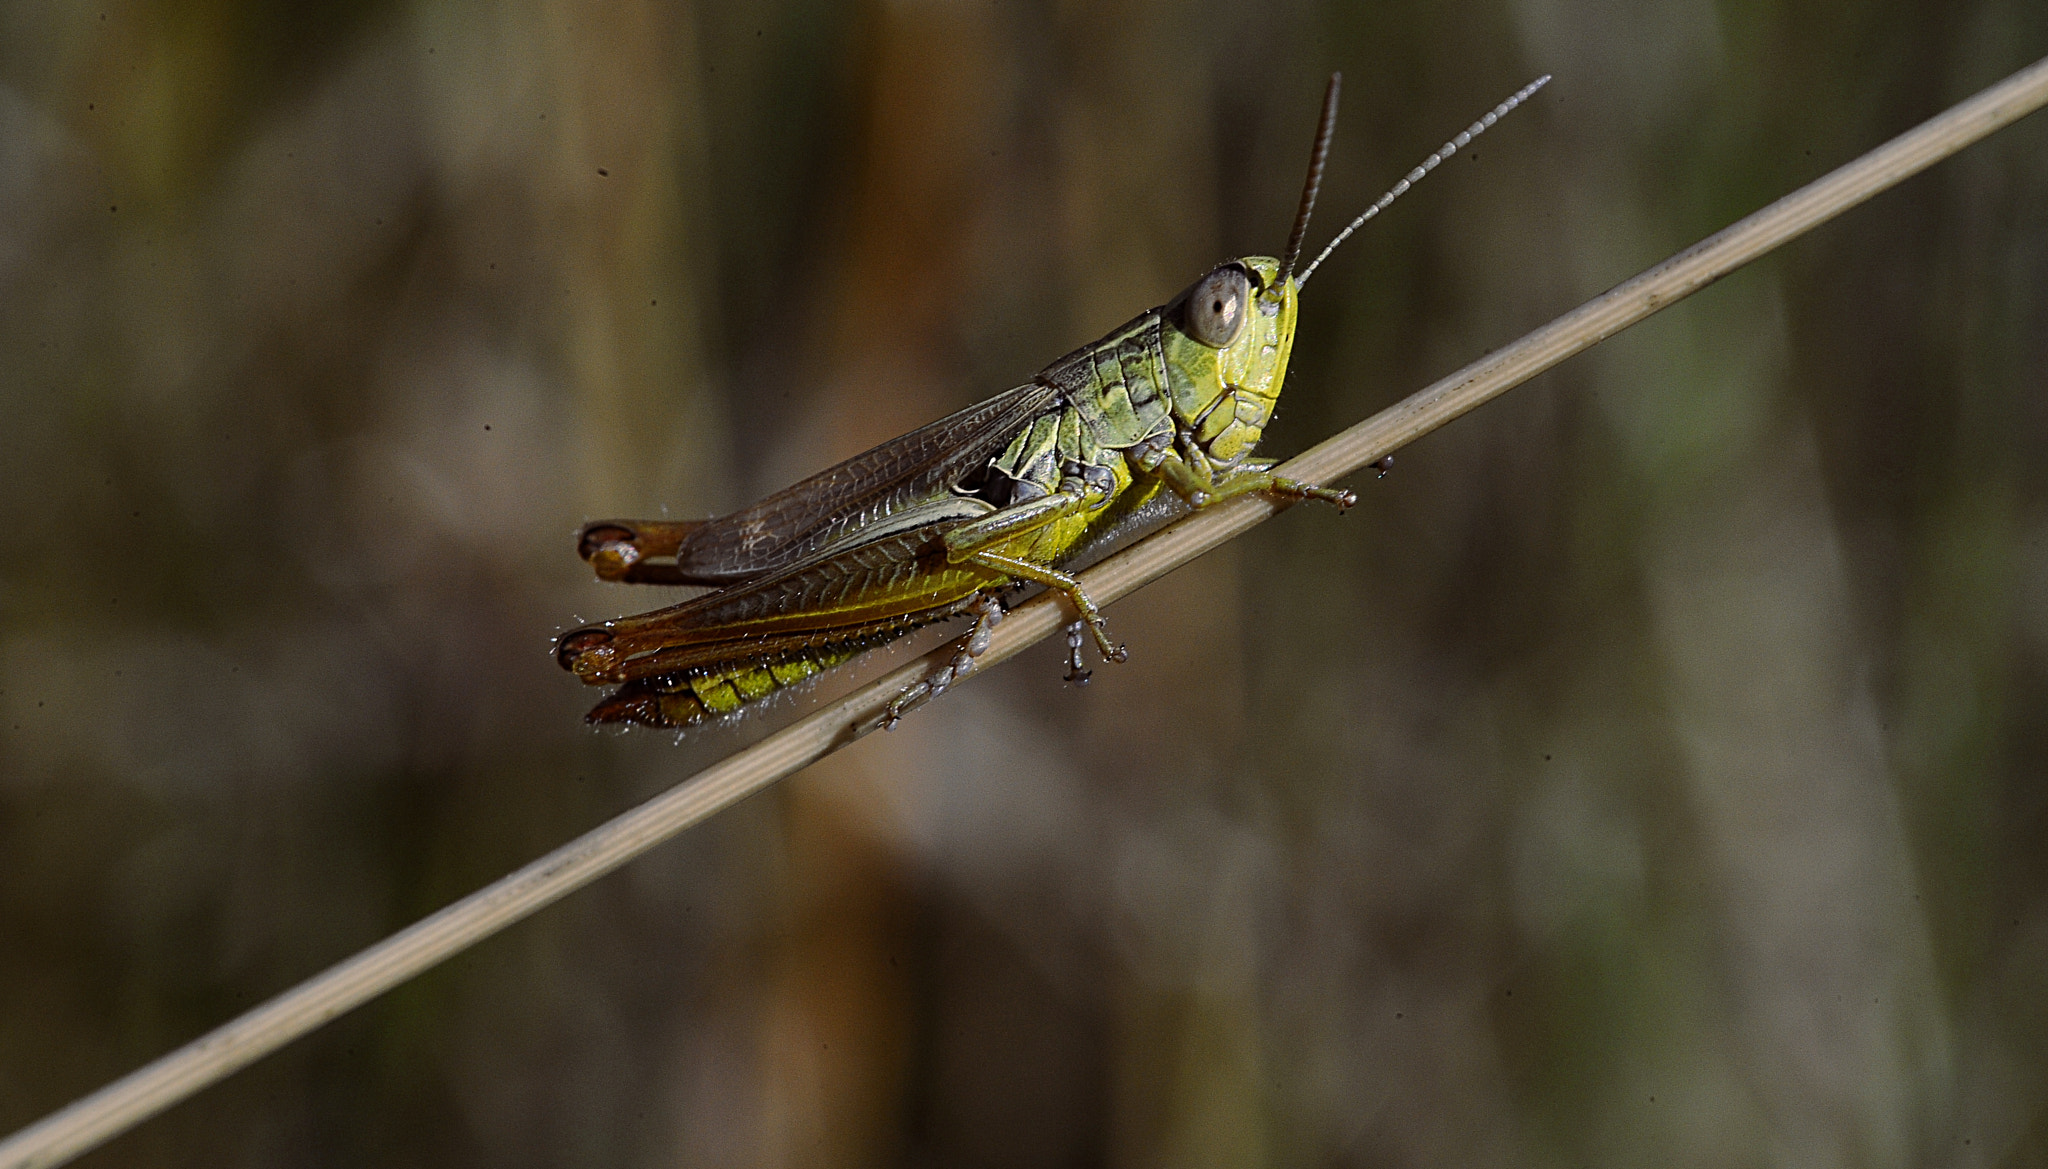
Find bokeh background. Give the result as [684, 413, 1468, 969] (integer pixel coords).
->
[4, 0, 2047, 1166]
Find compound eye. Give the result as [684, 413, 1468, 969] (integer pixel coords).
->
[1182, 265, 1250, 348]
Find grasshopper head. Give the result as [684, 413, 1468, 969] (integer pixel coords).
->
[1159, 257, 1297, 467]
[1156, 71, 1552, 471]
[1156, 73, 1334, 468]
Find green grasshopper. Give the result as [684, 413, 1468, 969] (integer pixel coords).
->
[557, 74, 1548, 729]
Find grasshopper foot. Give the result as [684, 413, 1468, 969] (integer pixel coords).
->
[1062, 620, 1093, 685]
[1080, 616, 1126, 667]
[881, 594, 1004, 730]
[1271, 476, 1356, 511]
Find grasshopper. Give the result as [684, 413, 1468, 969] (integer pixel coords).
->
[557, 73, 1548, 729]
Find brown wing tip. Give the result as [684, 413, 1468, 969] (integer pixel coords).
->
[556, 626, 619, 678]
[577, 519, 708, 583]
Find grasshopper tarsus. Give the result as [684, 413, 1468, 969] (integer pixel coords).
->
[1263, 475, 1354, 512]
[879, 593, 1004, 731]
[1081, 622, 1127, 667]
[1060, 612, 1122, 678]
[1062, 620, 1094, 684]
[1070, 599, 1123, 665]
[879, 692, 918, 732]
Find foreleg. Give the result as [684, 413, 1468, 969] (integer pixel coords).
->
[1139, 448, 1356, 511]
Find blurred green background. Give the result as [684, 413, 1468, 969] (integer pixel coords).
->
[4, 0, 2047, 1166]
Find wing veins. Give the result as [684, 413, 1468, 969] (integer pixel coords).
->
[670, 382, 1058, 582]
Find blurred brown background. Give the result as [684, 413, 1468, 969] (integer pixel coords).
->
[4, 0, 2047, 1166]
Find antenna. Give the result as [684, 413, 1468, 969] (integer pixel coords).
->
[1297, 74, 1550, 287]
[1277, 73, 1343, 289]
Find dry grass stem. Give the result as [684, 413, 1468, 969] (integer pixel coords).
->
[7, 50, 2047, 1169]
